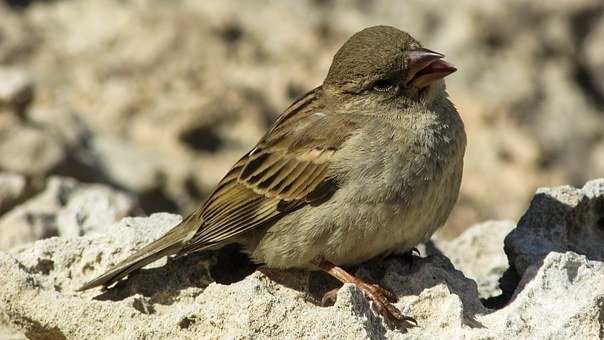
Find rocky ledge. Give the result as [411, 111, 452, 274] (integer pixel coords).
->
[1, 178, 603, 339]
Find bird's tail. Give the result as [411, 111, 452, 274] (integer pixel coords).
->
[77, 214, 198, 291]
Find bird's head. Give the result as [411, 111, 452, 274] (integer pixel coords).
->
[323, 25, 456, 113]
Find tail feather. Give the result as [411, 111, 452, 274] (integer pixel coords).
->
[78, 215, 197, 291]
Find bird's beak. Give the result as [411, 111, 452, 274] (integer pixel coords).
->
[404, 49, 457, 89]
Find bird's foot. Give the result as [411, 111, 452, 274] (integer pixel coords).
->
[313, 257, 417, 329]
[320, 287, 340, 306]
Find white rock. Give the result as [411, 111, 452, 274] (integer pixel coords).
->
[90, 135, 163, 194]
[0, 173, 27, 213]
[481, 252, 604, 339]
[0, 177, 138, 250]
[505, 178, 604, 276]
[1, 183, 603, 339]
[585, 16, 604, 99]
[0, 216, 490, 339]
[436, 220, 515, 298]
[0, 125, 65, 176]
[0, 67, 32, 107]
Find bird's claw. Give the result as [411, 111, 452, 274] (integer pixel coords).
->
[370, 283, 398, 303]
[320, 288, 340, 306]
[312, 257, 417, 330]
[358, 282, 416, 330]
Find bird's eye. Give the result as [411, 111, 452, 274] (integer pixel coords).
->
[372, 78, 396, 92]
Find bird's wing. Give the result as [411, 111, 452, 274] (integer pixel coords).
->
[181, 87, 357, 253]
[77, 87, 357, 291]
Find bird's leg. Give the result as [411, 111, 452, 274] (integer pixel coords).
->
[311, 257, 417, 328]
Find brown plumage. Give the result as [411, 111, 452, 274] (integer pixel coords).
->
[79, 26, 466, 328]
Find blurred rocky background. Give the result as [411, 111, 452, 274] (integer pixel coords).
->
[1, 0, 603, 251]
[1, 1, 604, 338]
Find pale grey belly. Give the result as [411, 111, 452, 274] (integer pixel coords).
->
[248, 160, 463, 269]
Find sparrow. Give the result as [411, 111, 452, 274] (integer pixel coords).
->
[79, 25, 466, 329]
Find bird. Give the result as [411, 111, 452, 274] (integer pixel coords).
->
[78, 25, 466, 328]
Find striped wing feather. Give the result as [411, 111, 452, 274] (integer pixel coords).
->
[181, 87, 354, 253]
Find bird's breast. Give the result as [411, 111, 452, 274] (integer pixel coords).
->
[319, 114, 465, 262]
[334, 115, 464, 204]
[251, 111, 465, 268]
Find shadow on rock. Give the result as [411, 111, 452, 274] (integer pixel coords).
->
[488, 179, 604, 309]
[92, 245, 258, 304]
[91, 236, 487, 334]
[93, 252, 213, 303]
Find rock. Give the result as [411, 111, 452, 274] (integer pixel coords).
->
[587, 142, 604, 180]
[26, 106, 92, 148]
[505, 178, 604, 277]
[0, 67, 33, 110]
[534, 62, 603, 181]
[0, 176, 139, 250]
[0, 3, 36, 65]
[1, 179, 604, 338]
[435, 220, 515, 299]
[0, 172, 28, 214]
[55, 182, 140, 239]
[0, 123, 65, 177]
[584, 14, 604, 103]
[89, 135, 163, 194]
[481, 251, 604, 339]
[0, 212, 488, 339]
[0, 325, 25, 340]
